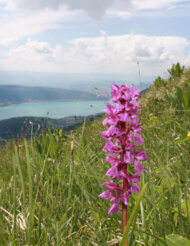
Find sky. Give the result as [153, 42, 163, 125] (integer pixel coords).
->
[0, 0, 190, 85]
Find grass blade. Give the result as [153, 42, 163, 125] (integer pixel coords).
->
[13, 155, 17, 239]
[120, 184, 147, 246]
[25, 140, 33, 246]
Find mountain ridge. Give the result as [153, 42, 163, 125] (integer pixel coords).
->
[0, 113, 104, 140]
[0, 85, 107, 106]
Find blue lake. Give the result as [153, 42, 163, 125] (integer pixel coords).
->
[0, 100, 107, 121]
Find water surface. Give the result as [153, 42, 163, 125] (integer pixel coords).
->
[0, 100, 106, 121]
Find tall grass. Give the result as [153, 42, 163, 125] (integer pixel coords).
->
[0, 69, 189, 245]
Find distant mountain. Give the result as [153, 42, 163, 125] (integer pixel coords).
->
[0, 114, 103, 140]
[0, 85, 107, 106]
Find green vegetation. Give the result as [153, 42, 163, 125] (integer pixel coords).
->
[0, 63, 189, 245]
[165, 84, 190, 111]
[168, 63, 185, 80]
[154, 76, 166, 88]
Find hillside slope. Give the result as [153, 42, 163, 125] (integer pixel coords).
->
[0, 113, 103, 140]
[0, 65, 189, 245]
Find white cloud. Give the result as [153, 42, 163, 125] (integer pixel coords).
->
[133, 0, 188, 10]
[0, 38, 17, 47]
[106, 10, 132, 20]
[0, 6, 80, 46]
[0, 0, 188, 47]
[2, 33, 190, 76]
[12, 39, 53, 54]
[0, 0, 187, 19]
[0, 0, 119, 19]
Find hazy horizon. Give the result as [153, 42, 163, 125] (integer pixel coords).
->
[0, 70, 154, 91]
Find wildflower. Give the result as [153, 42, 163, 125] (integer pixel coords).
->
[150, 116, 158, 121]
[99, 84, 148, 214]
[187, 132, 190, 137]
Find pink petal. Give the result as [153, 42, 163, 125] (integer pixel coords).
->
[103, 141, 115, 152]
[121, 191, 130, 206]
[127, 175, 140, 183]
[133, 133, 144, 145]
[101, 181, 122, 191]
[135, 149, 149, 161]
[110, 196, 121, 203]
[131, 183, 140, 194]
[134, 161, 146, 175]
[130, 99, 140, 108]
[115, 103, 124, 113]
[102, 117, 113, 125]
[108, 203, 120, 214]
[119, 113, 129, 122]
[124, 152, 134, 164]
[107, 125, 117, 136]
[98, 190, 111, 200]
[105, 166, 119, 178]
[122, 92, 130, 101]
[105, 155, 120, 165]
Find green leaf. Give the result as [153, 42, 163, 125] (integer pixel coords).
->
[182, 92, 190, 110]
[120, 184, 147, 246]
[176, 137, 190, 143]
[166, 234, 190, 246]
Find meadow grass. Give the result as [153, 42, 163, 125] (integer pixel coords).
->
[0, 70, 189, 245]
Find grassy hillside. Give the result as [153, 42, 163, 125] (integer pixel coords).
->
[0, 64, 189, 245]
